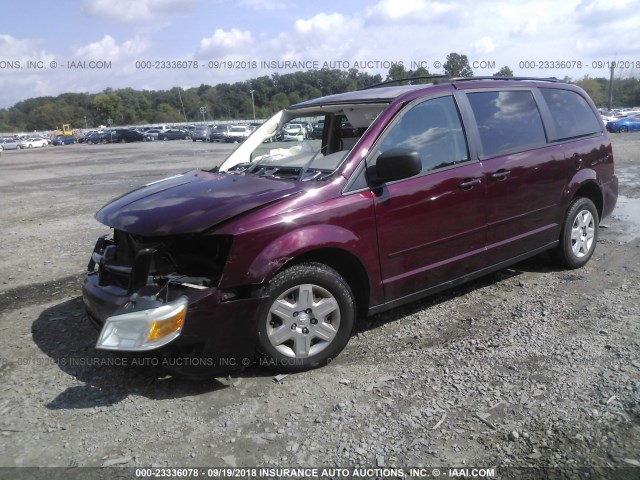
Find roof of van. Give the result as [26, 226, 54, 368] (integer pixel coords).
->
[289, 77, 566, 110]
[289, 85, 426, 110]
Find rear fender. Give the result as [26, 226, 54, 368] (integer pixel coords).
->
[560, 169, 602, 221]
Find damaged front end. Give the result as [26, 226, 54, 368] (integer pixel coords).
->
[83, 230, 259, 374]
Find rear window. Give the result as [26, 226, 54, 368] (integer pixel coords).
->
[467, 90, 547, 159]
[540, 88, 602, 140]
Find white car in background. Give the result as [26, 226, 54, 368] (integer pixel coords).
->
[225, 125, 250, 143]
[282, 123, 308, 139]
[21, 137, 48, 148]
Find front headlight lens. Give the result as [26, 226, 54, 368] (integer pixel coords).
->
[96, 297, 188, 351]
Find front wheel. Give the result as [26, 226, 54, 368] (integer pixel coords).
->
[256, 263, 356, 373]
[552, 197, 599, 269]
[620, 126, 628, 133]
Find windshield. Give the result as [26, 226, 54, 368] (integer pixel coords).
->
[218, 103, 388, 179]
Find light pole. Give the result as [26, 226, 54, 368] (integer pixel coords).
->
[249, 89, 256, 121]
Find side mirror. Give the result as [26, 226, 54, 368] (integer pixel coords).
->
[373, 148, 422, 184]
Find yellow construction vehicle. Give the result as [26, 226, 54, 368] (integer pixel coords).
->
[51, 124, 77, 140]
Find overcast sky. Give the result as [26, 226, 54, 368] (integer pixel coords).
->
[0, 0, 639, 108]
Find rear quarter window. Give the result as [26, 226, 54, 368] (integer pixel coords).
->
[540, 88, 602, 141]
[466, 90, 547, 159]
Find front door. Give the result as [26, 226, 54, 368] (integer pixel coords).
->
[370, 94, 487, 302]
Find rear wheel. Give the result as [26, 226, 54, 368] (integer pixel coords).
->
[256, 263, 356, 373]
[552, 197, 599, 269]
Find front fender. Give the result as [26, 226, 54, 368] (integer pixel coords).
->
[246, 225, 362, 284]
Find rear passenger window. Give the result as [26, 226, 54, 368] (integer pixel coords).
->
[377, 95, 469, 173]
[540, 88, 602, 140]
[467, 90, 547, 159]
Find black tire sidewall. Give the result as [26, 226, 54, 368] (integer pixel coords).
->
[256, 263, 356, 372]
[558, 197, 599, 269]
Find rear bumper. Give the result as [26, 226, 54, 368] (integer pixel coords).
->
[82, 273, 266, 378]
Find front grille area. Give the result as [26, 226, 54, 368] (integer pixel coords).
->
[96, 230, 233, 290]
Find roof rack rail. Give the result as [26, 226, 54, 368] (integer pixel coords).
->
[445, 76, 561, 83]
[362, 75, 448, 90]
[362, 75, 563, 90]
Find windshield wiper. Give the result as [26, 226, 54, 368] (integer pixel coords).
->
[297, 145, 328, 181]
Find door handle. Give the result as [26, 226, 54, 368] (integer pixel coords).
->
[489, 170, 511, 181]
[459, 178, 481, 190]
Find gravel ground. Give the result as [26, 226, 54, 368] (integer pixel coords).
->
[0, 136, 639, 478]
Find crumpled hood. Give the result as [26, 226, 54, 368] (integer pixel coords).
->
[96, 170, 302, 236]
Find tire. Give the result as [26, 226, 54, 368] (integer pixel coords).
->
[163, 136, 168, 141]
[620, 126, 628, 133]
[120, 138, 126, 143]
[552, 197, 599, 269]
[256, 263, 356, 373]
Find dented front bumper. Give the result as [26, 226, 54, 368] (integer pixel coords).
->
[82, 233, 266, 378]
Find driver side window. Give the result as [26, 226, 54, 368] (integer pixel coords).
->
[378, 96, 469, 172]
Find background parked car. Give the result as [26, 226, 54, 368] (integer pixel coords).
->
[191, 126, 211, 142]
[82, 132, 105, 144]
[157, 129, 191, 141]
[209, 124, 231, 142]
[606, 115, 640, 133]
[310, 122, 325, 139]
[110, 129, 145, 143]
[22, 137, 48, 148]
[53, 135, 77, 145]
[225, 125, 250, 143]
[0, 139, 25, 150]
[282, 123, 308, 140]
[144, 129, 162, 141]
[79, 131, 99, 143]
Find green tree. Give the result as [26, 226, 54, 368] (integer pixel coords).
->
[386, 64, 408, 81]
[443, 53, 473, 77]
[493, 66, 514, 77]
[575, 76, 608, 106]
[92, 92, 121, 125]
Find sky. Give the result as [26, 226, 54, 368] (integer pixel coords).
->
[0, 0, 639, 108]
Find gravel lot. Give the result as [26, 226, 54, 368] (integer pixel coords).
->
[0, 136, 639, 478]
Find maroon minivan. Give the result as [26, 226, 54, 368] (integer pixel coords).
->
[83, 77, 618, 377]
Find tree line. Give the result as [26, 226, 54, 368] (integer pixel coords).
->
[1, 53, 638, 133]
